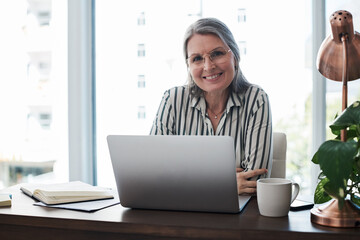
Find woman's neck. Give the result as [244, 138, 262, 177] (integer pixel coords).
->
[204, 89, 229, 113]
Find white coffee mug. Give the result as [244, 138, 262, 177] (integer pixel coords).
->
[257, 178, 300, 217]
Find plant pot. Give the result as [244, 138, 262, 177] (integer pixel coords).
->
[311, 199, 360, 227]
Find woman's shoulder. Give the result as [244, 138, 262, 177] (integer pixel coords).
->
[246, 84, 267, 94]
[162, 85, 191, 98]
[243, 84, 269, 100]
[232, 84, 270, 112]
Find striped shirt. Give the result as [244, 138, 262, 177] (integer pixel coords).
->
[150, 84, 273, 176]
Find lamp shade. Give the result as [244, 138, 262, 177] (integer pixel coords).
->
[316, 10, 360, 82]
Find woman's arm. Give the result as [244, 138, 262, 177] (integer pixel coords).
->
[237, 88, 272, 194]
[243, 90, 272, 176]
[150, 90, 175, 135]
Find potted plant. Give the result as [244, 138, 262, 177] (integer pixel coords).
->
[311, 101, 360, 226]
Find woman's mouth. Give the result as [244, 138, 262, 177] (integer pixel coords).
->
[203, 73, 222, 80]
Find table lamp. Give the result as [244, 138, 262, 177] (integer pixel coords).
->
[311, 10, 360, 227]
[317, 10, 360, 141]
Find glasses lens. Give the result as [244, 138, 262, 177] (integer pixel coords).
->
[210, 48, 228, 63]
[187, 48, 230, 69]
[188, 55, 203, 66]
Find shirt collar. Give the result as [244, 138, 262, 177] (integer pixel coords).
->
[227, 91, 243, 109]
[190, 91, 243, 115]
[191, 95, 207, 117]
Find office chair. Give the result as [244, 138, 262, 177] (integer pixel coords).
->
[270, 132, 287, 178]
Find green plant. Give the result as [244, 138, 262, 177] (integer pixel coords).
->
[312, 101, 360, 210]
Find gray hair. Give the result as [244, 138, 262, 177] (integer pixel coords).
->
[183, 18, 251, 97]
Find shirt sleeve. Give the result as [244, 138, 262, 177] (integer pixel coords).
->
[243, 89, 273, 179]
[150, 90, 175, 135]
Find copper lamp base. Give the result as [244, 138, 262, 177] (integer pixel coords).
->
[311, 199, 360, 227]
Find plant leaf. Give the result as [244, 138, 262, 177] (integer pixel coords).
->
[331, 126, 358, 139]
[317, 140, 357, 198]
[314, 178, 332, 204]
[311, 151, 319, 164]
[330, 101, 360, 132]
[323, 181, 345, 209]
[317, 171, 326, 180]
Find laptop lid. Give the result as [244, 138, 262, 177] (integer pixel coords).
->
[107, 135, 250, 213]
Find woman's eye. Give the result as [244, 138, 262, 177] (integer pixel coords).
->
[192, 56, 203, 63]
[211, 50, 225, 58]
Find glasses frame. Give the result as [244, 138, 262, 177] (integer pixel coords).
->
[186, 47, 232, 69]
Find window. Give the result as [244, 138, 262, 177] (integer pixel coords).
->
[138, 74, 146, 88]
[237, 8, 246, 23]
[138, 106, 146, 119]
[238, 41, 247, 56]
[0, 0, 68, 188]
[39, 113, 52, 127]
[39, 61, 51, 73]
[137, 44, 145, 57]
[137, 12, 145, 26]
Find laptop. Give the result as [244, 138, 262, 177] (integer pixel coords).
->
[107, 135, 251, 213]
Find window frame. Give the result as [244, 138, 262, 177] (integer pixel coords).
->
[68, 0, 97, 185]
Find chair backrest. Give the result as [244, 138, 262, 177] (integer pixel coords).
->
[270, 132, 287, 178]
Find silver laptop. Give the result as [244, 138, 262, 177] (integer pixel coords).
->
[107, 135, 251, 213]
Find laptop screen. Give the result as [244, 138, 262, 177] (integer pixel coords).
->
[107, 135, 249, 213]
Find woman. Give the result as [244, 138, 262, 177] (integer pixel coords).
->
[150, 18, 272, 195]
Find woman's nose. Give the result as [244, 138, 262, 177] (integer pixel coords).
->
[203, 56, 215, 70]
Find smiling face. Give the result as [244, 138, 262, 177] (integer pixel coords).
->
[187, 34, 235, 96]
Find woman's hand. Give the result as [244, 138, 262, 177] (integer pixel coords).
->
[236, 168, 268, 195]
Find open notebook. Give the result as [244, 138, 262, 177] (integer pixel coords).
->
[20, 181, 114, 205]
[107, 135, 251, 213]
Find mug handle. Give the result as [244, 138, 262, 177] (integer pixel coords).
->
[290, 183, 300, 203]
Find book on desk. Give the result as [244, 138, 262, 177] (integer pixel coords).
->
[0, 194, 12, 207]
[20, 181, 114, 205]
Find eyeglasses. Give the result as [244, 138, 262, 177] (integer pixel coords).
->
[187, 47, 231, 69]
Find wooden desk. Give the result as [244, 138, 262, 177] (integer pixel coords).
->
[0, 185, 359, 240]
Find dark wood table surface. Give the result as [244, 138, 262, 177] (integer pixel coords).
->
[0, 184, 359, 240]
